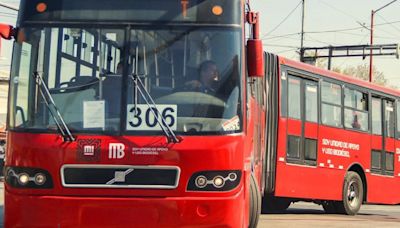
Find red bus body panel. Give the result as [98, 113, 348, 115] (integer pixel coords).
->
[5, 132, 253, 227]
[274, 57, 400, 205]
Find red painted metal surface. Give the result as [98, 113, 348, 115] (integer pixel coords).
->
[274, 56, 400, 205]
[5, 189, 245, 227]
[5, 132, 254, 227]
[247, 39, 264, 77]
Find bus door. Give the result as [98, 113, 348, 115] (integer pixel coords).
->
[286, 75, 318, 166]
[371, 97, 395, 176]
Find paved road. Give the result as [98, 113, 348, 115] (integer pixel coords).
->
[259, 201, 400, 228]
[0, 182, 399, 227]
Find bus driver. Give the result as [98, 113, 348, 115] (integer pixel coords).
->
[184, 60, 220, 94]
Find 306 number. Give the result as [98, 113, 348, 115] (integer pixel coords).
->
[126, 105, 177, 131]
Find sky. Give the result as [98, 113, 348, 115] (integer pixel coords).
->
[0, 0, 400, 86]
[252, 0, 400, 87]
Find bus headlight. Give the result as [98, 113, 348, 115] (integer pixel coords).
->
[17, 173, 30, 185]
[187, 170, 241, 191]
[212, 176, 225, 188]
[195, 175, 208, 188]
[5, 166, 53, 189]
[34, 173, 47, 185]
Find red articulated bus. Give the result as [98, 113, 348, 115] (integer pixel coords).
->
[0, 0, 268, 227]
[262, 56, 400, 215]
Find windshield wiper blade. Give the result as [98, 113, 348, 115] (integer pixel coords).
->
[33, 71, 75, 142]
[130, 74, 181, 143]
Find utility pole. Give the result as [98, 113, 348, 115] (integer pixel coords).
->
[369, 0, 398, 82]
[300, 0, 305, 62]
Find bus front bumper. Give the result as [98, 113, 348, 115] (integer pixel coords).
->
[5, 188, 245, 228]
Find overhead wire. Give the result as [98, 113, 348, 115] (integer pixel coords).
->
[276, 48, 298, 54]
[335, 31, 397, 40]
[304, 34, 342, 46]
[376, 14, 400, 34]
[262, 32, 300, 41]
[319, 0, 368, 26]
[263, 44, 300, 48]
[261, 0, 302, 38]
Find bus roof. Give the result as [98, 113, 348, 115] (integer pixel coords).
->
[279, 56, 400, 98]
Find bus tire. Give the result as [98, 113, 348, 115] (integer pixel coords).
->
[321, 201, 337, 214]
[249, 173, 261, 228]
[335, 171, 363, 215]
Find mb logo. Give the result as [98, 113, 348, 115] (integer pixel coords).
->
[109, 143, 125, 159]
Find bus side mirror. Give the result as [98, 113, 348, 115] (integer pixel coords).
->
[0, 23, 15, 40]
[247, 39, 264, 77]
[246, 12, 264, 78]
[0, 23, 16, 55]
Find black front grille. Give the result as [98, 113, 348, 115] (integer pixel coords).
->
[62, 165, 179, 189]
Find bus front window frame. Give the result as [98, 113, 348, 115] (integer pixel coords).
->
[8, 24, 243, 136]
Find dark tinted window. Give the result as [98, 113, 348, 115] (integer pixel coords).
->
[386, 152, 394, 171]
[305, 138, 317, 161]
[287, 135, 300, 159]
[371, 150, 381, 170]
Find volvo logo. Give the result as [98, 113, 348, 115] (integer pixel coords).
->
[106, 169, 134, 185]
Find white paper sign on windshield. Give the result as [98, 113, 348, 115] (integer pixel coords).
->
[83, 100, 105, 128]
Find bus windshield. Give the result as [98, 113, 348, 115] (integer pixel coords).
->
[8, 26, 242, 135]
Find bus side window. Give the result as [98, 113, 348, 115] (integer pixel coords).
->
[371, 98, 382, 135]
[321, 81, 342, 127]
[288, 77, 301, 120]
[385, 101, 395, 138]
[280, 72, 287, 117]
[344, 88, 368, 131]
[397, 100, 400, 138]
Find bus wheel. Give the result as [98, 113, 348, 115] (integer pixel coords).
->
[249, 173, 261, 228]
[335, 171, 363, 215]
[321, 201, 337, 214]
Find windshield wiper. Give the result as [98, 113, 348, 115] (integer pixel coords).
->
[130, 74, 181, 143]
[33, 71, 75, 142]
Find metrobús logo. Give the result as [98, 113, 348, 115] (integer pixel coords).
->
[109, 143, 125, 159]
[77, 139, 101, 162]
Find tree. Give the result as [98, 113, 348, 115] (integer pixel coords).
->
[313, 58, 388, 86]
[339, 63, 387, 86]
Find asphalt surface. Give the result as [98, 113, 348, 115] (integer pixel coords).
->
[0, 182, 399, 227]
[259, 201, 400, 228]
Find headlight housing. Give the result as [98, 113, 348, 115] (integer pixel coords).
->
[5, 166, 53, 189]
[187, 170, 241, 191]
